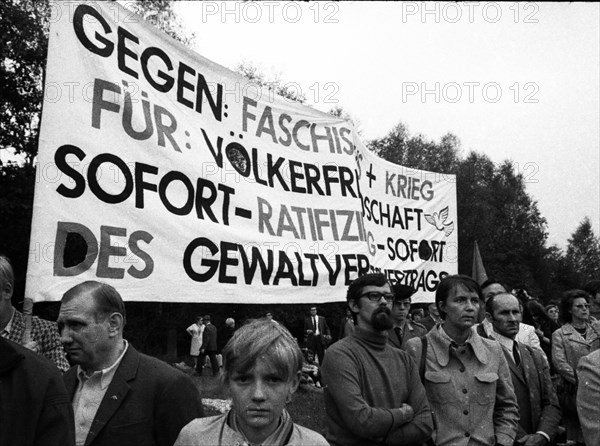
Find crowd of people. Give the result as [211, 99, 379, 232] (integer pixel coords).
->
[1, 252, 600, 446]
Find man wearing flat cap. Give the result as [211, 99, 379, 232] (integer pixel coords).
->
[388, 283, 427, 350]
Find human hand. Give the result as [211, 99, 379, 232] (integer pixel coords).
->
[515, 433, 547, 446]
[399, 403, 414, 423]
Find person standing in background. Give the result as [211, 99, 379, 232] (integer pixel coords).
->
[219, 317, 236, 350]
[552, 289, 600, 445]
[387, 284, 426, 351]
[186, 316, 204, 369]
[303, 306, 331, 366]
[338, 308, 356, 340]
[584, 280, 600, 322]
[198, 315, 219, 377]
[420, 302, 441, 332]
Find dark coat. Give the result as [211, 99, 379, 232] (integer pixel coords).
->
[505, 343, 562, 441]
[420, 315, 438, 332]
[201, 323, 218, 352]
[387, 320, 427, 350]
[218, 326, 236, 352]
[0, 337, 75, 446]
[63, 345, 203, 446]
[304, 315, 331, 340]
[477, 327, 562, 442]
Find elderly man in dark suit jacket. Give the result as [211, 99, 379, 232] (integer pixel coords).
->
[304, 306, 331, 366]
[484, 293, 561, 446]
[58, 281, 203, 446]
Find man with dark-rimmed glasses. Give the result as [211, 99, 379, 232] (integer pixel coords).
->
[321, 273, 433, 446]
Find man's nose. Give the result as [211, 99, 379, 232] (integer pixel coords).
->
[251, 381, 267, 401]
[59, 326, 72, 344]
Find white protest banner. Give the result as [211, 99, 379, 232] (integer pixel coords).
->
[26, 1, 457, 304]
[354, 142, 458, 303]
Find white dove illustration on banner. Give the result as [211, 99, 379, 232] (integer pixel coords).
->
[424, 206, 454, 237]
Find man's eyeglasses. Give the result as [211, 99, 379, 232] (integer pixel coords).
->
[359, 292, 395, 302]
[573, 304, 590, 309]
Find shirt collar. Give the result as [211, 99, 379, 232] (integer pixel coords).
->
[393, 319, 409, 331]
[486, 329, 515, 352]
[77, 340, 129, 390]
[429, 324, 490, 366]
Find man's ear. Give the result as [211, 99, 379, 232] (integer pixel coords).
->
[485, 311, 493, 323]
[107, 312, 124, 336]
[348, 299, 359, 313]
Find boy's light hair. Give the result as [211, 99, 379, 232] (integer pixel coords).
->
[0, 256, 14, 289]
[221, 318, 303, 385]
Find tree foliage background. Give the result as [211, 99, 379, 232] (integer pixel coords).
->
[2, 0, 599, 358]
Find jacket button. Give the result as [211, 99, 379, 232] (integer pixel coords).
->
[459, 367, 465, 372]
[462, 388, 468, 394]
[465, 432, 470, 437]
[463, 410, 469, 415]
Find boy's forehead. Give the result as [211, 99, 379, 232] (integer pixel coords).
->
[235, 356, 282, 374]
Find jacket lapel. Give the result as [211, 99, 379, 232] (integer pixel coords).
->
[520, 346, 543, 422]
[502, 346, 526, 384]
[388, 327, 402, 348]
[84, 346, 139, 446]
[563, 323, 593, 346]
[63, 367, 79, 398]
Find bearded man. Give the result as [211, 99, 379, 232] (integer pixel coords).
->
[321, 273, 433, 446]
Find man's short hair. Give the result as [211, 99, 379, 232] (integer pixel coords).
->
[0, 255, 14, 289]
[560, 289, 590, 323]
[584, 280, 600, 296]
[203, 315, 211, 322]
[435, 275, 481, 319]
[485, 292, 518, 316]
[480, 278, 508, 294]
[62, 281, 126, 324]
[225, 317, 235, 327]
[221, 319, 302, 385]
[346, 272, 389, 302]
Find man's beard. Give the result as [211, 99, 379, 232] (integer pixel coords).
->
[371, 306, 393, 331]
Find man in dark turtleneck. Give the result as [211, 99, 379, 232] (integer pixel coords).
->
[321, 273, 433, 446]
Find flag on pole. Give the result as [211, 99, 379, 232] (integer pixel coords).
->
[472, 241, 488, 285]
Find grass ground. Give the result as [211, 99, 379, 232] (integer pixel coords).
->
[188, 374, 327, 436]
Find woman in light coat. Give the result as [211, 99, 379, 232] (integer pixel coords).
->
[552, 289, 600, 445]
